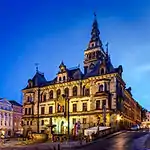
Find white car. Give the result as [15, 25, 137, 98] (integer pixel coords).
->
[131, 125, 140, 131]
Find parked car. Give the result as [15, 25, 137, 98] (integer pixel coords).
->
[130, 125, 140, 131]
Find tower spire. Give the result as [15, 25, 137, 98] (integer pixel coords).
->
[86, 13, 102, 49]
[105, 42, 109, 54]
[35, 63, 39, 73]
[94, 12, 96, 20]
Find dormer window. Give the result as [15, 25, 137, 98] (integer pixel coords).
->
[59, 77, 61, 82]
[89, 53, 92, 59]
[28, 79, 33, 88]
[27, 96, 32, 102]
[90, 43, 95, 47]
[63, 76, 66, 81]
[101, 68, 104, 75]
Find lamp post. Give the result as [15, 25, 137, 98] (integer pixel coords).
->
[21, 121, 26, 141]
[116, 114, 121, 131]
[62, 94, 70, 140]
[97, 117, 100, 133]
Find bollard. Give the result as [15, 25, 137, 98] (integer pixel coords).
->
[58, 144, 60, 150]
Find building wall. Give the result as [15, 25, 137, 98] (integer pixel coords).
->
[22, 72, 140, 134]
[0, 99, 13, 136]
[12, 105, 22, 133]
[141, 112, 150, 128]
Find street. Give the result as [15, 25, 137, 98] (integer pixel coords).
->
[78, 130, 149, 150]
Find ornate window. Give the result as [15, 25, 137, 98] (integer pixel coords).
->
[56, 89, 61, 98]
[27, 96, 32, 102]
[72, 104, 77, 112]
[92, 52, 95, 59]
[59, 77, 61, 82]
[63, 76, 66, 81]
[99, 85, 104, 92]
[101, 68, 104, 75]
[82, 103, 87, 111]
[43, 94, 46, 102]
[89, 53, 92, 59]
[83, 86, 90, 96]
[49, 90, 53, 99]
[96, 100, 100, 110]
[64, 88, 69, 97]
[41, 107, 45, 115]
[85, 88, 90, 96]
[49, 106, 53, 114]
[72, 86, 77, 96]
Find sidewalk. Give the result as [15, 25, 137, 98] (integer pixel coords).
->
[0, 131, 125, 150]
[59, 130, 126, 149]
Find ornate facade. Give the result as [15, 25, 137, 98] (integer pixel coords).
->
[9, 100, 23, 134]
[22, 15, 141, 134]
[0, 98, 13, 136]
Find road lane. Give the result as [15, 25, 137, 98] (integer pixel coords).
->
[78, 131, 149, 150]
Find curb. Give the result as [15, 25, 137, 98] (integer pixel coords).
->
[61, 131, 126, 149]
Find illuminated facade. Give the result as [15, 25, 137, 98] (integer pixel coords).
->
[9, 100, 23, 134]
[141, 111, 150, 128]
[22, 15, 141, 134]
[0, 98, 13, 136]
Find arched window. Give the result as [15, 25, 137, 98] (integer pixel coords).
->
[27, 96, 32, 102]
[73, 86, 77, 96]
[64, 88, 69, 97]
[59, 77, 61, 82]
[99, 85, 104, 92]
[49, 90, 53, 99]
[92, 52, 95, 59]
[101, 68, 104, 75]
[83, 85, 90, 96]
[85, 88, 90, 96]
[43, 94, 46, 102]
[89, 53, 92, 59]
[63, 76, 66, 81]
[57, 89, 61, 98]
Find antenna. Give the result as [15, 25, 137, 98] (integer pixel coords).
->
[35, 63, 39, 72]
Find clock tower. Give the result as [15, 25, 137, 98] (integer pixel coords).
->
[84, 14, 106, 74]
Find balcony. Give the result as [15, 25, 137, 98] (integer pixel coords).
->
[24, 101, 34, 105]
[94, 91, 110, 97]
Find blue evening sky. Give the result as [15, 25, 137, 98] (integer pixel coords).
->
[0, 0, 150, 109]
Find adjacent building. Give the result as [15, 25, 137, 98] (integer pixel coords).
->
[9, 100, 23, 134]
[22, 15, 142, 134]
[0, 98, 13, 136]
[141, 111, 150, 128]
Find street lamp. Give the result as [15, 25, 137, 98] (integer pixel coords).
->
[116, 114, 121, 130]
[97, 117, 100, 133]
[62, 94, 70, 140]
[21, 121, 26, 141]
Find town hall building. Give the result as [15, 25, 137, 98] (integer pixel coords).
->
[22, 15, 141, 134]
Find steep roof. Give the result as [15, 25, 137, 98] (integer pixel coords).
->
[9, 100, 22, 107]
